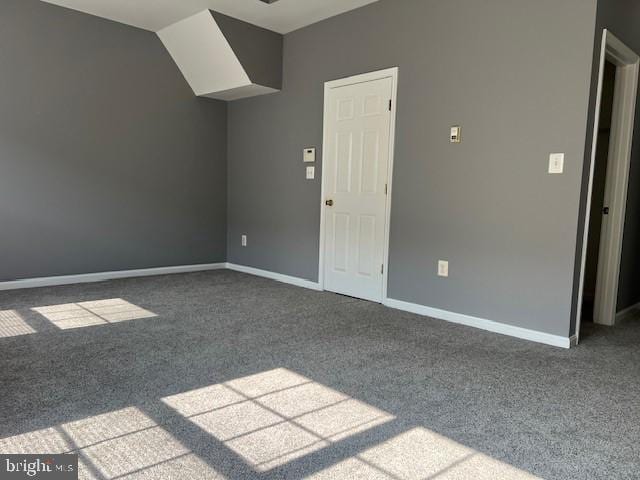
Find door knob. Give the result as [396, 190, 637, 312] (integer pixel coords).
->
[325, 199, 334, 207]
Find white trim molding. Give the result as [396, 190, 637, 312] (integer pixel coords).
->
[576, 30, 640, 338]
[0, 263, 226, 291]
[383, 298, 573, 349]
[592, 31, 639, 327]
[1, 260, 574, 348]
[226, 263, 322, 291]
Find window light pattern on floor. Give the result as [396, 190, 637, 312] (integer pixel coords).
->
[306, 427, 540, 479]
[162, 368, 395, 472]
[0, 310, 36, 338]
[0, 407, 223, 480]
[0, 368, 542, 479]
[32, 299, 156, 330]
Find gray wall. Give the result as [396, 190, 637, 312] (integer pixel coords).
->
[211, 11, 283, 91]
[0, 0, 228, 282]
[594, 0, 640, 312]
[228, 0, 597, 337]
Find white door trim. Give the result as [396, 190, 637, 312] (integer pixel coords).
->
[576, 30, 639, 339]
[318, 67, 399, 300]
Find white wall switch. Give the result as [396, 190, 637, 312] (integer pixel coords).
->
[549, 153, 565, 174]
[241, 235, 247, 247]
[450, 126, 461, 143]
[306, 166, 315, 180]
[303, 148, 316, 163]
[438, 260, 449, 277]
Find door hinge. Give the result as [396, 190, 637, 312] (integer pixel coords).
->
[385, 184, 388, 195]
[381, 264, 384, 274]
[388, 99, 392, 111]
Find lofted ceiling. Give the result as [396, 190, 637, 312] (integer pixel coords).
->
[39, 0, 380, 33]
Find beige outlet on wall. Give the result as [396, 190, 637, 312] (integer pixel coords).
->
[438, 260, 449, 277]
[241, 235, 247, 247]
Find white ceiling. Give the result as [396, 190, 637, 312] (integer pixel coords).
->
[40, 0, 380, 34]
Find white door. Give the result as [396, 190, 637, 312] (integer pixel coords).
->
[322, 75, 393, 302]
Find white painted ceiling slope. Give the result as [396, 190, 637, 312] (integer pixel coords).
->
[40, 0, 380, 33]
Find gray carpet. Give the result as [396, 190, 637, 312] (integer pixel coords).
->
[0, 270, 639, 479]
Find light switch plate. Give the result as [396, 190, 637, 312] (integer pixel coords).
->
[241, 235, 247, 247]
[306, 166, 315, 180]
[438, 260, 449, 277]
[549, 153, 565, 174]
[303, 148, 316, 163]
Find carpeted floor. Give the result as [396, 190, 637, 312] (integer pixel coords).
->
[0, 270, 639, 479]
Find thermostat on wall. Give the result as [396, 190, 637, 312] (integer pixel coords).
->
[303, 148, 316, 163]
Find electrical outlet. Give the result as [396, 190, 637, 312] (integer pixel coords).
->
[438, 260, 449, 277]
[241, 235, 247, 247]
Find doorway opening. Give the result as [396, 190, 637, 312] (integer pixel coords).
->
[582, 60, 616, 326]
[577, 30, 640, 340]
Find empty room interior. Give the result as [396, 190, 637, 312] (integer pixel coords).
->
[2, 0, 640, 479]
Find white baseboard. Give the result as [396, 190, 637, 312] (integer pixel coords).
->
[224, 265, 572, 348]
[616, 301, 640, 321]
[0, 263, 227, 291]
[383, 298, 572, 349]
[0, 261, 574, 348]
[225, 263, 322, 291]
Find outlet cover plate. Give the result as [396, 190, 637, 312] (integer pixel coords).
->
[438, 260, 449, 277]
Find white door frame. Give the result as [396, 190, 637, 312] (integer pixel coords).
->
[318, 67, 399, 300]
[576, 30, 639, 339]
